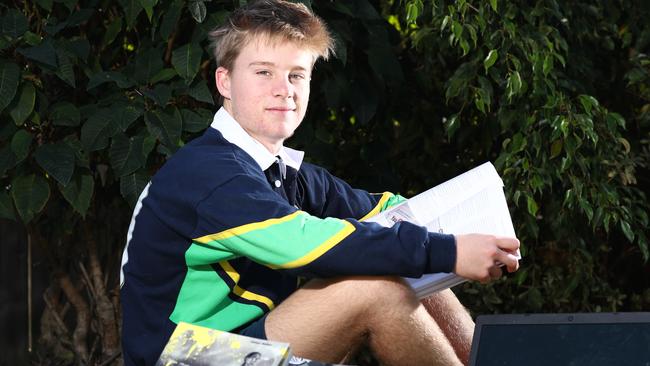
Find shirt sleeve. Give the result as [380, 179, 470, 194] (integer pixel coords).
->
[193, 171, 456, 279]
[296, 162, 407, 220]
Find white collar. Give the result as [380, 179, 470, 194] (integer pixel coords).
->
[210, 107, 304, 171]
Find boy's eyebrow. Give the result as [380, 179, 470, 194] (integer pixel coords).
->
[248, 61, 310, 71]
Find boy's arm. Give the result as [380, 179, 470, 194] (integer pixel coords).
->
[193, 172, 456, 279]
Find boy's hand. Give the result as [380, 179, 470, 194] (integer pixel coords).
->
[453, 234, 520, 283]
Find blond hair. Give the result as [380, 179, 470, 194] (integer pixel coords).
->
[209, 0, 334, 70]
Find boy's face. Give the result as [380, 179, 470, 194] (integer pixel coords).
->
[216, 38, 314, 153]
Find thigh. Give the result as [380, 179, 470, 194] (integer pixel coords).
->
[264, 276, 413, 363]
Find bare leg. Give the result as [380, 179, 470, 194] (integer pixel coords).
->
[421, 289, 475, 365]
[265, 276, 463, 366]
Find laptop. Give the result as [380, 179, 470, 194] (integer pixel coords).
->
[468, 312, 650, 366]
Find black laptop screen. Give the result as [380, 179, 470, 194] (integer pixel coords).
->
[474, 323, 650, 366]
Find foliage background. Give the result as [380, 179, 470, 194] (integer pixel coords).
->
[0, 0, 648, 364]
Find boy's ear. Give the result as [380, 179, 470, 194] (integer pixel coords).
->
[215, 67, 231, 99]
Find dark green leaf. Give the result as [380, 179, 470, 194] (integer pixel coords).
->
[60, 173, 94, 217]
[171, 43, 202, 83]
[11, 174, 50, 224]
[87, 71, 134, 90]
[506, 71, 522, 100]
[578, 94, 599, 114]
[620, 221, 635, 242]
[0, 38, 11, 51]
[1, 118, 19, 139]
[110, 133, 146, 177]
[0, 145, 17, 177]
[188, 1, 207, 23]
[43, 18, 67, 36]
[181, 108, 212, 132]
[55, 50, 76, 87]
[138, 0, 159, 21]
[9, 82, 36, 125]
[188, 80, 214, 104]
[160, 0, 183, 39]
[81, 108, 118, 151]
[120, 171, 149, 207]
[366, 47, 404, 84]
[0, 190, 15, 220]
[142, 134, 156, 162]
[10, 130, 32, 163]
[527, 196, 539, 216]
[23, 31, 42, 46]
[445, 114, 460, 137]
[50, 102, 81, 126]
[35, 0, 53, 12]
[460, 39, 470, 55]
[445, 62, 473, 101]
[142, 84, 172, 106]
[61, 135, 89, 168]
[331, 2, 354, 17]
[1, 9, 29, 39]
[0, 62, 20, 113]
[150, 68, 178, 84]
[440, 15, 450, 32]
[405, 0, 423, 25]
[542, 54, 553, 76]
[452, 21, 463, 40]
[34, 143, 76, 186]
[66, 9, 95, 26]
[61, 0, 76, 11]
[103, 17, 123, 47]
[578, 198, 594, 221]
[61, 38, 90, 61]
[18, 40, 58, 68]
[477, 76, 493, 109]
[624, 67, 646, 85]
[145, 107, 182, 151]
[134, 47, 164, 85]
[119, 0, 144, 29]
[550, 139, 562, 159]
[112, 102, 144, 131]
[483, 49, 498, 72]
[490, 0, 498, 12]
[512, 133, 527, 153]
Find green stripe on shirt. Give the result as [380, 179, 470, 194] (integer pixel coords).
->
[193, 211, 355, 269]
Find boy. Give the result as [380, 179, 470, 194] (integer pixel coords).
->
[120, 1, 520, 365]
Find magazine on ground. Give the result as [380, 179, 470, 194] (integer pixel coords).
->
[364, 162, 520, 298]
[156, 321, 353, 366]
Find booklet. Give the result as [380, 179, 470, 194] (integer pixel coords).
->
[157, 321, 353, 366]
[364, 162, 520, 298]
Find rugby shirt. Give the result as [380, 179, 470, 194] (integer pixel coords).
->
[119, 107, 457, 366]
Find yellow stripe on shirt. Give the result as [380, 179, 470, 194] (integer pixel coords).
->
[268, 220, 356, 269]
[359, 192, 394, 221]
[218, 260, 275, 310]
[195, 211, 302, 244]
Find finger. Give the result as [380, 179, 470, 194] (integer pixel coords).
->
[495, 236, 520, 252]
[496, 249, 519, 273]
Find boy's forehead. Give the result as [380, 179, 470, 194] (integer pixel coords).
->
[235, 35, 317, 68]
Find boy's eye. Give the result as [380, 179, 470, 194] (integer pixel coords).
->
[289, 73, 306, 81]
[256, 70, 271, 76]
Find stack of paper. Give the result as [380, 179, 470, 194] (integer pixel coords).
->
[365, 162, 520, 298]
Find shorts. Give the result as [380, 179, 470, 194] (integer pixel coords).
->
[235, 312, 268, 340]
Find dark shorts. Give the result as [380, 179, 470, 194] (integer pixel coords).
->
[236, 312, 268, 340]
